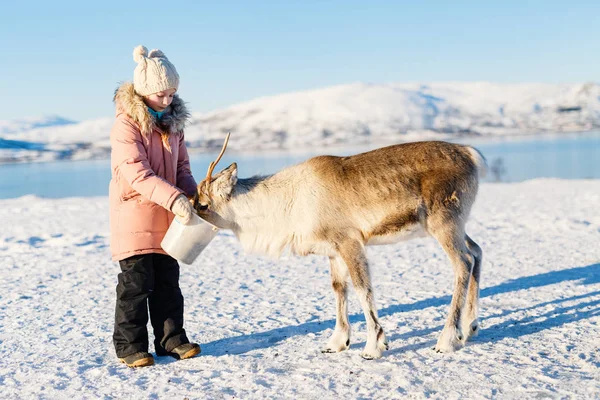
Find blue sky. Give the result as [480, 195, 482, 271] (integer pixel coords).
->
[1, 0, 598, 120]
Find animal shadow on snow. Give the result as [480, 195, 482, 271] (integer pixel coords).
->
[202, 263, 600, 357]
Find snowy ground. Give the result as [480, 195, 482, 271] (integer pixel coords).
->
[1, 179, 599, 399]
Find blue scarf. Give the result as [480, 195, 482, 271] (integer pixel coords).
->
[148, 107, 165, 120]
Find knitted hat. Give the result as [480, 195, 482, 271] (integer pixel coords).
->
[132, 45, 180, 96]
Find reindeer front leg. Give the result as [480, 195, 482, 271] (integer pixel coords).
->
[338, 239, 388, 360]
[322, 256, 351, 353]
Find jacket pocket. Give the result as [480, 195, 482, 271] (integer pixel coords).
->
[115, 171, 140, 202]
[121, 191, 140, 202]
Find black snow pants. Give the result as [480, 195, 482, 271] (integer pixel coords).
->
[113, 253, 189, 358]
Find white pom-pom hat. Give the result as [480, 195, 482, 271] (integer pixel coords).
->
[132, 45, 180, 96]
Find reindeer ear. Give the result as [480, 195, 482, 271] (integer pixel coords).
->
[212, 163, 238, 200]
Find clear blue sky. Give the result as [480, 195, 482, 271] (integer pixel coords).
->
[1, 0, 598, 121]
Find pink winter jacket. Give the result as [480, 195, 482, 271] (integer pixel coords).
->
[109, 83, 197, 261]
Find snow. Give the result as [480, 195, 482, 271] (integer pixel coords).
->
[1, 82, 599, 163]
[1, 179, 599, 398]
[0, 115, 76, 135]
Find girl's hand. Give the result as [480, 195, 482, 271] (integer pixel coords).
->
[171, 194, 195, 224]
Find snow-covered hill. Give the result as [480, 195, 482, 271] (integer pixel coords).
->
[0, 115, 76, 135]
[2, 82, 599, 163]
[192, 82, 600, 150]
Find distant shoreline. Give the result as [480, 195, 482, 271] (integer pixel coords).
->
[2, 129, 599, 166]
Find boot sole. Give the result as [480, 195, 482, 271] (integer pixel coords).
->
[180, 346, 201, 360]
[119, 357, 154, 368]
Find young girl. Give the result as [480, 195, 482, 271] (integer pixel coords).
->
[109, 45, 201, 367]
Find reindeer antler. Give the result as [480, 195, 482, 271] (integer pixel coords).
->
[205, 132, 231, 182]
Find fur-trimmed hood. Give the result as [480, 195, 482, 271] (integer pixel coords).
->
[113, 82, 190, 139]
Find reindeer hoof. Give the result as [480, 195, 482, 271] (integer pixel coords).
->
[360, 350, 383, 360]
[321, 348, 337, 354]
[360, 343, 385, 360]
[434, 327, 465, 353]
[460, 319, 480, 343]
[323, 332, 350, 353]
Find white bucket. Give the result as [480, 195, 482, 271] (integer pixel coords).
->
[161, 213, 219, 264]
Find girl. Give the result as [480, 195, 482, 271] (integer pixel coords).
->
[109, 45, 200, 367]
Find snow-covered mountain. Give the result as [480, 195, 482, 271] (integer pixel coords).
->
[1, 82, 599, 163]
[190, 82, 600, 150]
[0, 115, 76, 135]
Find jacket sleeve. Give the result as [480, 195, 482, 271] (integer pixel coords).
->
[176, 133, 198, 198]
[111, 117, 182, 211]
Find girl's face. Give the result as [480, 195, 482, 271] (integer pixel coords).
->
[144, 88, 177, 112]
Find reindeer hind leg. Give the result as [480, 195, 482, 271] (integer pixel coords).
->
[429, 221, 474, 353]
[462, 234, 482, 341]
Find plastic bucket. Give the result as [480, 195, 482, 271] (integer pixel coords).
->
[161, 213, 219, 264]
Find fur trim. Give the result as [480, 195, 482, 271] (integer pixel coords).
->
[113, 82, 190, 146]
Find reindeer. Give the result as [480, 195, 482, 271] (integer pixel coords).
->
[193, 134, 486, 359]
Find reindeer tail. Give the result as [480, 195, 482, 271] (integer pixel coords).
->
[466, 146, 488, 179]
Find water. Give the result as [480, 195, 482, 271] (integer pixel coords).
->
[0, 131, 599, 199]
[471, 131, 600, 182]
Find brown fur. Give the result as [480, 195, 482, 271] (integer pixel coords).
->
[305, 142, 479, 246]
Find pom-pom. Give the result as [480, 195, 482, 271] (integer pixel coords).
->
[148, 49, 165, 58]
[133, 45, 148, 63]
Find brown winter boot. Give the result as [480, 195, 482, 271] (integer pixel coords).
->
[119, 352, 154, 368]
[170, 343, 201, 360]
